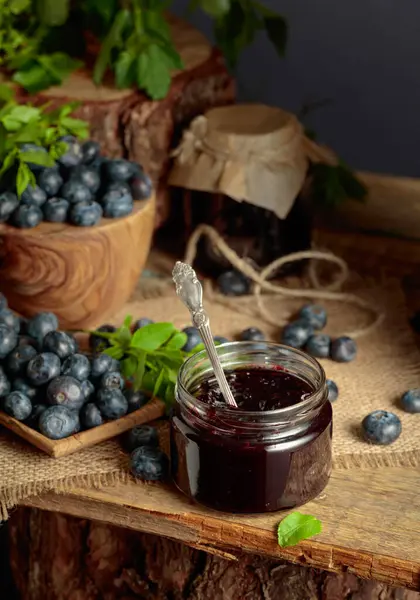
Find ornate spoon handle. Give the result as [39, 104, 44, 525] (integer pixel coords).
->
[172, 261, 237, 408]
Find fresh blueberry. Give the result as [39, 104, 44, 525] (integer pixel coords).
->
[19, 316, 28, 334]
[61, 353, 90, 381]
[326, 379, 339, 402]
[96, 388, 128, 419]
[80, 379, 95, 402]
[126, 425, 159, 451]
[69, 166, 101, 194]
[299, 304, 327, 330]
[282, 319, 314, 349]
[0, 191, 18, 222]
[362, 410, 402, 445]
[80, 402, 103, 429]
[218, 270, 250, 296]
[214, 336, 229, 345]
[306, 334, 331, 358]
[81, 140, 100, 164]
[27, 312, 58, 345]
[101, 188, 133, 218]
[12, 377, 39, 402]
[133, 318, 154, 332]
[61, 180, 92, 204]
[6, 344, 37, 377]
[26, 352, 61, 386]
[47, 375, 84, 410]
[43, 197, 69, 223]
[0, 293, 7, 311]
[100, 370, 124, 390]
[123, 388, 149, 413]
[89, 324, 116, 353]
[38, 168, 63, 197]
[20, 184, 47, 207]
[57, 136, 83, 168]
[0, 324, 18, 358]
[2, 391, 32, 421]
[0, 366, 10, 397]
[331, 336, 357, 363]
[130, 446, 169, 481]
[401, 389, 420, 413]
[42, 331, 75, 360]
[129, 173, 153, 200]
[9, 204, 42, 228]
[182, 326, 202, 352]
[90, 353, 116, 383]
[69, 200, 102, 226]
[39, 405, 80, 439]
[239, 327, 265, 342]
[24, 403, 47, 430]
[19, 143, 48, 172]
[0, 308, 20, 332]
[105, 159, 136, 183]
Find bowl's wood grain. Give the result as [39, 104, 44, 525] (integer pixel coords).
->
[0, 197, 155, 329]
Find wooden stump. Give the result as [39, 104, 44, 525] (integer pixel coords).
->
[18, 15, 235, 229]
[8, 508, 420, 600]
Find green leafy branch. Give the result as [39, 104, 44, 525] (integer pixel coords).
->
[277, 512, 322, 547]
[310, 161, 367, 209]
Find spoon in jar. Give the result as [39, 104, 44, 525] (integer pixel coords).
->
[172, 261, 238, 408]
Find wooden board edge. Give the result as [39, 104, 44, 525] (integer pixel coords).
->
[0, 398, 165, 458]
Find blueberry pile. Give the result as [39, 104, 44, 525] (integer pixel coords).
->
[125, 425, 169, 482]
[0, 139, 153, 229]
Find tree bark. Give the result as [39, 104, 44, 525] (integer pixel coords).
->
[8, 508, 420, 600]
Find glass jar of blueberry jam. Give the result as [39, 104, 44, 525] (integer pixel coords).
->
[171, 342, 332, 513]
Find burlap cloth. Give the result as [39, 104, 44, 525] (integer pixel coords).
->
[1, 272, 420, 519]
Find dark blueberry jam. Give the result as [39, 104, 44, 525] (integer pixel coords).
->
[171, 366, 332, 513]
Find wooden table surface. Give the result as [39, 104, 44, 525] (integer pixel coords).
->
[20, 234, 420, 592]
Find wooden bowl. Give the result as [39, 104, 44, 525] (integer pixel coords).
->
[0, 196, 155, 329]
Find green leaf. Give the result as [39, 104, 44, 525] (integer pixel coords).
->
[0, 149, 17, 178]
[7, 105, 41, 124]
[19, 150, 55, 167]
[121, 355, 138, 378]
[336, 163, 367, 201]
[166, 332, 188, 350]
[38, 53, 82, 82]
[13, 63, 57, 94]
[0, 85, 14, 103]
[164, 382, 175, 405]
[152, 369, 165, 398]
[277, 512, 322, 548]
[35, 0, 70, 26]
[136, 45, 172, 100]
[93, 9, 131, 85]
[263, 15, 288, 58]
[133, 351, 146, 391]
[114, 51, 136, 88]
[214, 1, 260, 68]
[0, 124, 7, 158]
[103, 346, 124, 360]
[131, 322, 176, 351]
[60, 117, 89, 138]
[16, 162, 32, 198]
[9, 0, 31, 14]
[123, 315, 132, 329]
[199, 0, 231, 17]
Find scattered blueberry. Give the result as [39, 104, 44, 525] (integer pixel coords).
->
[39, 405, 80, 439]
[306, 334, 331, 359]
[0, 308, 20, 332]
[182, 326, 201, 352]
[42, 330, 75, 360]
[101, 187, 133, 218]
[47, 375, 84, 410]
[326, 379, 339, 402]
[100, 370, 124, 390]
[12, 377, 39, 402]
[69, 200, 102, 226]
[89, 324, 115, 353]
[124, 388, 149, 413]
[126, 425, 159, 452]
[61, 353, 91, 381]
[21, 184, 47, 207]
[43, 197, 69, 222]
[24, 403, 47, 430]
[331, 336, 357, 363]
[57, 136, 83, 168]
[27, 312, 58, 345]
[26, 352, 61, 386]
[362, 410, 402, 445]
[81, 140, 100, 164]
[281, 319, 314, 349]
[105, 159, 136, 182]
[80, 379, 95, 402]
[133, 318, 154, 332]
[401, 389, 420, 413]
[0, 191, 19, 222]
[130, 173, 153, 200]
[299, 304, 327, 330]
[214, 336, 229, 345]
[70, 166, 100, 194]
[2, 391, 32, 421]
[0, 366, 10, 397]
[6, 344, 37, 377]
[130, 446, 169, 481]
[61, 180, 92, 204]
[9, 204, 43, 228]
[239, 327, 265, 342]
[218, 270, 250, 296]
[38, 168, 63, 197]
[0, 324, 18, 358]
[96, 388, 128, 419]
[80, 403, 103, 429]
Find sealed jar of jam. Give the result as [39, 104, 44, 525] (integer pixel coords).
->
[171, 342, 332, 513]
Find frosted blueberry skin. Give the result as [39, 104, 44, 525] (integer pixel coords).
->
[46, 375, 84, 411]
[331, 336, 357, 362]
[2, 391, 32, 421]
[126, 425, 159, 452]
[130, 446, 169, 481]
[27, 312, 59, 346]
[42, 330, 75, 360]
[26, 352, 61, 386]
[306, 334, 331, 359]
[181, 327, 201, 352]
[80, 403, 103, 429]
[239, 327, 265, 342]
[282, 319, 314, 349]
[0, 324, 18, 359]
[299, 304, 327, 330]
[96, 388, 128, 419]
[362, 410, 401, 445]
[61, 353, 91, 381]
[401, 389, 420, 413]
[39, 405, 80, 439]
[124, 389, 149, 413]
[217, 270, 250, 296]
[326, 379, 339, 402]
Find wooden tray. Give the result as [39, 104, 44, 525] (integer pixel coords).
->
[0, 397, 165, 458]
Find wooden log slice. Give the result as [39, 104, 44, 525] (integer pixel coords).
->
[16, 15, 236, 228]
[0, 197, 155, 329]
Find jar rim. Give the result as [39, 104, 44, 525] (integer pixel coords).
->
[178, 341, 326, 420]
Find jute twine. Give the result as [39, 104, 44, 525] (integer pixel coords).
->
[184, 224, 384, 339]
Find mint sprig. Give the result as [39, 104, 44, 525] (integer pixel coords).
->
[277, 512, 322, 548]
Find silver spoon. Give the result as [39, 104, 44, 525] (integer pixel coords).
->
[172, 261, 238, 408]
